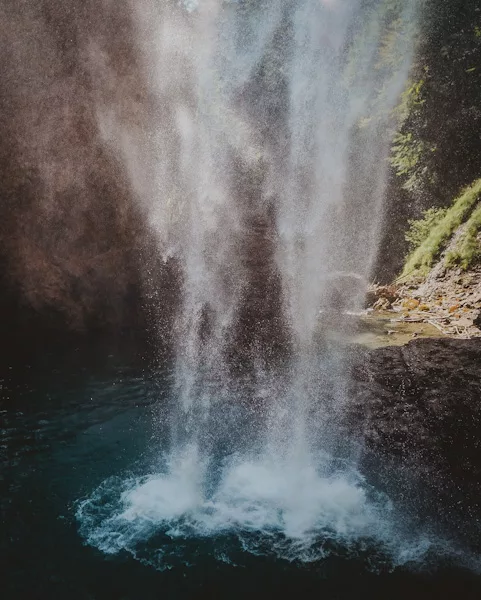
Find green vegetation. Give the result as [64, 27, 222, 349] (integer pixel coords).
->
[376, 2, 481, 280]
[388, 1, 481, 204]
[445, 202, 481, 270]
[404, 207, 447, 251]
[393, 78, 426, 125]
[401, 179, 481, 278]
[389, 78, 440, 194]
[390, 131, 430, 193]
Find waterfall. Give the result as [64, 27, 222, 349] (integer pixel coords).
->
[77, 0, 424, 569]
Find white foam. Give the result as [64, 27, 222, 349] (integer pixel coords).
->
[76, 449, 438, 569]
[122, 446, 204, 523]
[202, 459, 379, 539]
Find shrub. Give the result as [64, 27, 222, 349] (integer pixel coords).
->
[445, 203, 481, 270]
[405, 207, 447, 251]
[401, 179, 481, 278]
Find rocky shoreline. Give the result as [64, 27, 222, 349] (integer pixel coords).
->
[367, 272, 481, 339]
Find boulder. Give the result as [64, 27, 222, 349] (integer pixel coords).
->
[347, 338, 481, 549]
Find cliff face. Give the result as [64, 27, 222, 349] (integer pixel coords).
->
[0, 1, 159, 338]
[0, 1, 284, 356]
[375, 2, 481, 283]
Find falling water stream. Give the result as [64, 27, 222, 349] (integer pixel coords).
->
[68, 0, 479, 579]
[74, 0, 431, 569]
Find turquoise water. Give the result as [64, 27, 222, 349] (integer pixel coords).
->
[1, 349, 480, 599]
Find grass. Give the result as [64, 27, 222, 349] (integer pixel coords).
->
[400, 178, 481, 279]
[445, 201, 481, 269]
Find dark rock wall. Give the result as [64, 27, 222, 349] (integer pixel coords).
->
[349, 338, 481, 550]
[0, 1, 161, 344]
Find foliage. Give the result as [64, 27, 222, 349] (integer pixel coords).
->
[445, 202, 481, 270]
[401, 179, 481, 278]
[393, 78, 425, 125]
[389, 2, 481, 206]
[390, 131, 430, 193]
[389, 78, 439, 193]
[376, 1, 481, 281]
[404, 207, 447, 251]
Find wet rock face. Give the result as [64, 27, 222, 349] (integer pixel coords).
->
[0, 1, 154, 332]
[348, 338, 481, 548]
